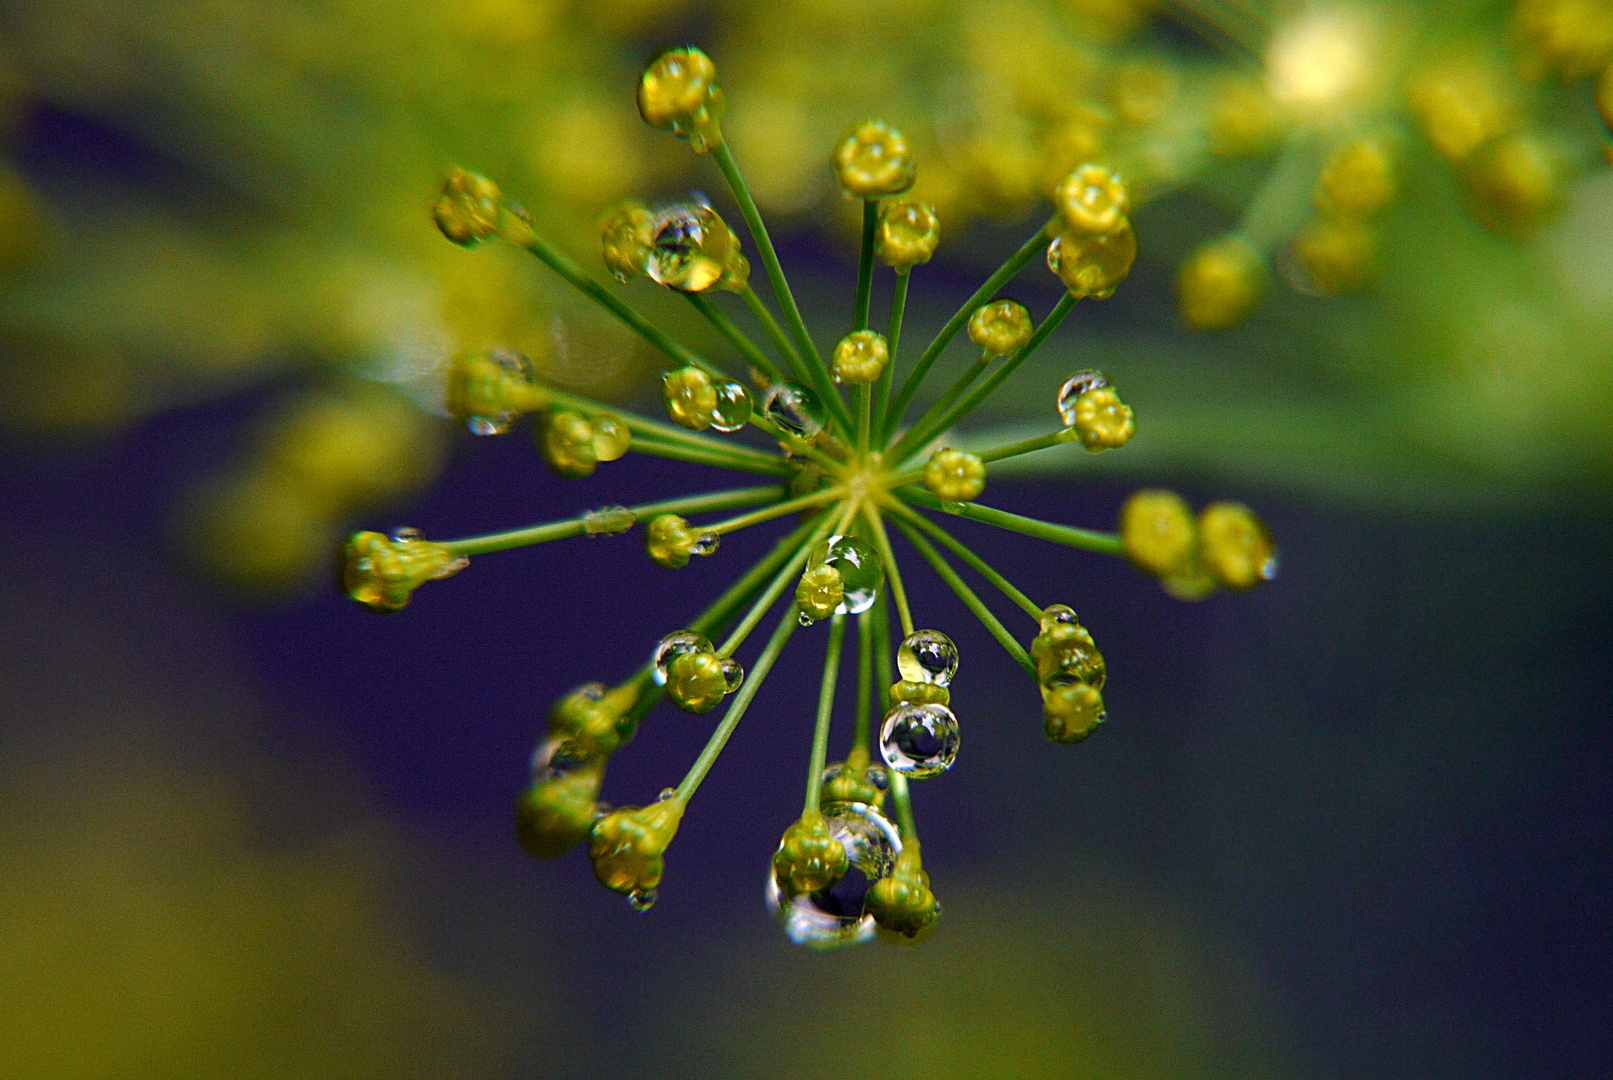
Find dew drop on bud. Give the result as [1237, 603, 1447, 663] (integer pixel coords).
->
[764, 801, 901, 949]
[391, 526, 422, 543]
[651, 630, 714, 685]
[583, 505, 636, 536]
[1057, 370, 1111, 428]
[806, 535, 884, 615]
[719, 656, 745, 692]
[880, 703, 960, 778]
[688, 533, 720, 557]
[897, 630, 959, 687]
[709, 380, 754, 432]
[628, 888, 659, 912]
[658, 787, 678, 802]
[761, 382, 825, 439]
[798, 610, 817, 627]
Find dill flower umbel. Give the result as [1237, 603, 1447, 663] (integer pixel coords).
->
[343, 47, 1275, 947]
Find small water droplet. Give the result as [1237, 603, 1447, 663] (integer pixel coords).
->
[897, 630, 959, 687]
[658, 787, 678, 802]
[651, 630, 714, 685]
[1261, 554, 1280, 580]
[761, 382, 825, 440]
[688, 533, 720, 557]
[709, 380, 754, 432]
[628, 888, 659, 912]
[806, 535, 884, 615]
[719, 656, 745, 693]
[467, 415, 513, 436]
[390, 526, 421, 543]
[1057, 370, 1111, 428]
[880, 703, 960, 779]
[798, 611, 816, 627]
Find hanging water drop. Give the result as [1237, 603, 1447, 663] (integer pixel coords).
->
[1056, 370, 1111, 428]
[880, 703, 960, 778]
[628, 888, 659, 912]
[719, 656, 745, 693]
[761, 382, 825, 440]
[709, 380, 753, 432]
[805, 535, 883, 615]
[764, 801, 901, 949]
[897, 630, 959, 687]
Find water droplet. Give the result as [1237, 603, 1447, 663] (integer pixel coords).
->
[645, 204, 734, 293]
[1261, 554, 1280, 580]
[719, 656, 745, 693]
[764, 801, 901, 949]
[688, 533, 720, 557]
[468, 415, 512, 436]
[880, 703, 960, 778]
[761, 382, 825, 440]
[709, 380, 753, 432]
[651, 630, 713, 685]
[658, 787, 678, 802]
[583, 505, 635, 536]
[798, 611, 817, 627]
[591, 416, 632, 461]
[390, 526, 422, 543]
[628, 888, 659, 912]
[806, 535, 884, 615]
[1056, 370, 1111, 428]
[897, 629, 959, 687]
[1043, 603, 1080, 626]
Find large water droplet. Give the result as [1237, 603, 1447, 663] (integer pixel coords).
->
[719, 656, 745, 693]
[897, 629, 959, 687]
[763, 801, 901, 949]
[651, 630, 713, 685]
[688, 533, 720, 557]
[761, 382, 825, 440]
[880, 703, 960, 778]
[806, 535, 884, 615]
[645, 204, 731, 292]
[709, 380, 754, 432]
[1056, 370, 1111, 428]
[628, 888, 659, 912]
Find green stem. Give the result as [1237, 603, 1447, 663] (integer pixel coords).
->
[501, 212, 720, 375]
[856, 384, 872, 459]
[805, 613, 847, 814]
[891, 516, 1037, 677]
[976, 429, 1078, 465]
[889, 772, 917, 839]
[860, 504, 914, 637]
[739, 284, 807, 382]
[629, 436, 793, 477]
[890, 292, 1077, 466]
[683, 291, 785, 383]
[901, 487, 1124, 556]
[883, 499, 1044, 619]
[535, 382, 783, 471]
[718, 509, 840, 655]
[884, 219, 1052, 435]
[711, 141, 856, 437]
[899, 353, 989, 452]
[443, 484, 785, 556]
[855, 607, 874, 751]
[872, 588, 893, 712]
[854, 199, 878, 332]
[747, 414, 844, 474]
[676, 603, 801, 802]
[706, 487, 843, 535]
[875, 271, 909, 448]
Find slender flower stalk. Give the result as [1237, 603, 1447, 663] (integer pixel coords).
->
[353, 47, 1277, 944]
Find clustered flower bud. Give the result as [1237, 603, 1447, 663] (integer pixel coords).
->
[967, 299, 1034, 356]
[1178, 236, 1265, 331]
[1118, 490, 1277, 598]
[662, 365, 718, 430]
[445, 351, 545, 432]
[342, 530, 467, 613]
[1057, 371, 1135, 451]
[795, 562, 844, 622]
[645, 513, 717, 569]
[590, 798, 686, 906]
[516, 760, 605, 859]
[772, 810, 850, 896]
[876, 198, 940, 271]
[923, 447, 986, 502]
[599, 200, 654, 282]
[832, 121, 916, 198]
[1030, 604, 1107, 743]
[831, 329, 890, 385]
[865, 842, 940, 940]
[538, 411, 599, 478]
[433, 167, 502, 246]
[819, 746, 888, 810]
[637, 48, 725, 153]
[547, 681, 637, 760]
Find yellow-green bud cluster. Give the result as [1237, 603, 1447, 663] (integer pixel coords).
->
[599, 201, 654, 282]
[795, 562, 844, 622]
[644, 514, 718, 569]
[537, 411, 629, 479]
[876, 198, 940, 270]
[865, 842, 940, 941]
[445, 351, 544, 432]
[1118, 491, 1278, 599]
[832, 121, 916, 198]
[819, 746, 888, 810]
[662, 366, 718, 430]
[923, 447, 986, 502]
[590, 798, 686, 904]
[516, 759, 604, 859]
[966, 299, 1034, 356]
[637, 48, 724, 153]
[890, 679, 950, 707]
[547, 681, 637, 760]
[1057, 371, 1135, 451]
[665, 647, 742, 714]
[1029, 604, 1107, 744]
[1178, 236, 1265, 331]
[432, 167, 502, 247]
[342, 530, 467, 613]
[830, 330, 889, 385]
[1047, 164, 1136, 300]
[772, 810, 850, 896]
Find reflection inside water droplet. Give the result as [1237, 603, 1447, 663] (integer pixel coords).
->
[763, 802, 901, 949]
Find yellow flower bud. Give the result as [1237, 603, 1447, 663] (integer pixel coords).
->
[923, 448, 986, 502]
[772, 810, 850, 896]
[537, 411, 598, 479]
[662, 365, 718, 430]
[1288, 217, 1377, 295]
[1178, 236, 1265, 331]
[546, 682, 637, 760]
[819, 745, 888, 810]
[444, 351, 544, 435]
[342, 530, 467, 613]
[1197, 502, 1277, 589]
[865, 842, 939, 941]
[832, 121, 916, 199]
[889, 679, 950, 707]
[1463, 131, 1563, 236]
[1030, 604, 1106, 691]
[589, 798, 686, 901]
[1047, 220, 1137, 299]
[1068, 385, 1135, 451]
[1316, 139, 1395, 217]
[795, 563, 844, 623]
[1406, 54, 1518, 163]
[830, 329, 889, 385]
[516, 761, 604, 859]
[599, 201, 654, 282]
[645, 513, 706, 569]
[1052, 164, 1129, 238]
[432, 167, 502, 247]
[637, 48, 725, 153]
[1042, 680, 1106, 744]
[591, 415, 631, 462]
[666, 649, 731, 714]
[1118, 489, 1195, 579]
[876, 198, 940, 270]
[967, 299, 1034, 356]
[1515, 0, 1613, 80]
